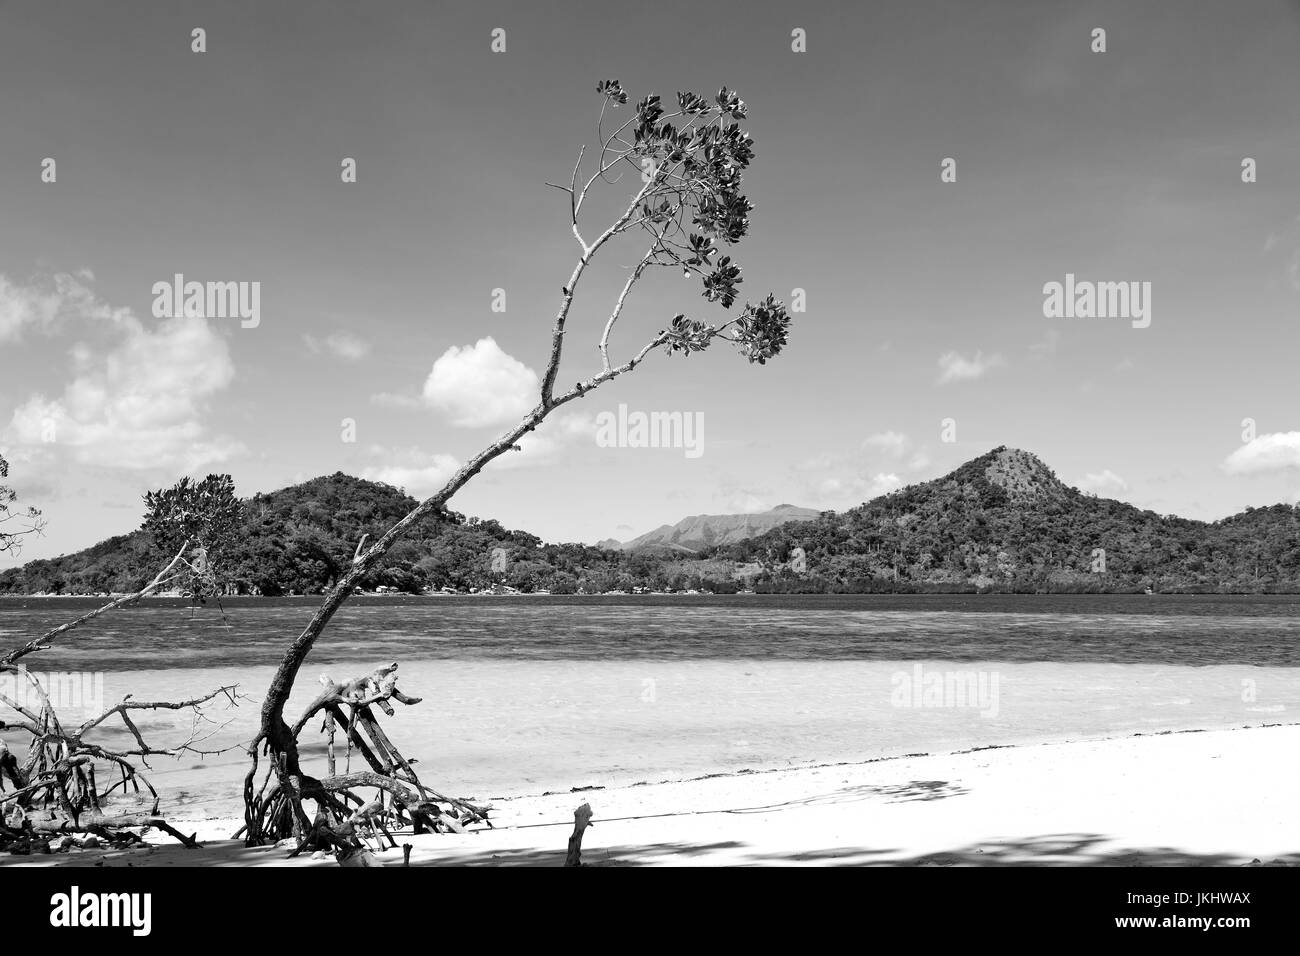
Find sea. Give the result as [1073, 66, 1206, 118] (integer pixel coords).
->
[1, 593, 1296, 820]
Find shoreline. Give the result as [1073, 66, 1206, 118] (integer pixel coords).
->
[9, 590, 1300, 599]
[7, 722, 1297, 867]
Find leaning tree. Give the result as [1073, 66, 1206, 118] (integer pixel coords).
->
[243, 80, 793, 849]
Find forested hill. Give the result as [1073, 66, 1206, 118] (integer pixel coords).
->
[707, 447, 1300, 592]
[0, 473, 613, 596]
[2, 449, 1299, 595]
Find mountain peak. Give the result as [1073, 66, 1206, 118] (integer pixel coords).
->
[977, 446, 1064, 501]
[617, 503, 820, 552]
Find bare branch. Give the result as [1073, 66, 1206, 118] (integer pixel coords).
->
[540, 174, 659, 406]
[76, 684, 239, 738]
[0, 539, 192, 668]
[599, 203, 685, 370]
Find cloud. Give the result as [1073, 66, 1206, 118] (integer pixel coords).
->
[423, 337, 538, 427]
[1263, 213, 1300, 290]
[1078, 469, 1128, 496]
[370, 391, 424, 409]
[0, 271, 125, 342]
[862, 431, 909, 457]
[361, 447, 462, 497]
[488, 412, 595, 470]
[720, 491, 768, 513]
[363, 411, 592, 496]
[304, 330, 371, 361]
[803, 472, 902, 510]
[1029, 330, 1061, 357]
[3, 274, 241, 472]
[1223, 432, 1300, 475]
[823, 472, 902, 500]
[712, 476, 773, 514]
[796, 433, 933, 510]
[936, 350, 1005, 385]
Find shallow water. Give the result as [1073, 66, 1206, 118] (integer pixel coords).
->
[1, 595, 1296, 818]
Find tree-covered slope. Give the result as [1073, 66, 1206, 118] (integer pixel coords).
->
[710, 447, 1300, 592]
[4, 449, 1298, 595]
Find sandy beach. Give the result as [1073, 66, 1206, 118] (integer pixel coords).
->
[7, 723, 1296, 867]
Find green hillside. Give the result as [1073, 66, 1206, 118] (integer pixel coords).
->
[710, 447, 1300, 593]
[3, 448, 1298, 595]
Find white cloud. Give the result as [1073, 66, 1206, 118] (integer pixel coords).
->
[810, 472, 902, 509]
[1223, 432, 1300, 475]
[423, 337, 538, 427]
[712, 476, 772, 514]
[721, 491, 768, 513]
[936, 350, 1006, 385]
[1029, 330, 1061, 357]
[4, 274, 240, 472]
[488, 412, 595, 470]
[362, 447, 462, 497]
[1263, 213, 1300, 290]
[370, 392, 423, 409]
[0, 271, 126, 342]
[855, 472, 902, 497]
[862, 431, 909, 457]
[304, 330, 371, 361]
[1078, 469, 1128, 497]
[794, 452, 838, 473]
[795, 435, 934, 510]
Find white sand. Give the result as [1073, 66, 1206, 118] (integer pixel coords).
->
[67, 658, 1300, 822]
[7, 723, 1298, 867]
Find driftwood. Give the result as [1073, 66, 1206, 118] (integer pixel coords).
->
[0, 679, 239, 853]
[565, 803, 594, 867]
[0, 541, 244, 854]
[242, 662, 491, 860]
[29, 813, 201, 848]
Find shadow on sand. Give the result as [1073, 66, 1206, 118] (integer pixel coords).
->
[407, 834, 1300, 867]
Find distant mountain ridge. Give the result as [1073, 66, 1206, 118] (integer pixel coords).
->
[708, 446, 1300, 593]
[609, 503, 821, 553]
[2, 447, 1298, 595]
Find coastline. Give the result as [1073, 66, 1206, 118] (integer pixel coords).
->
[8, 722, 1297, 867]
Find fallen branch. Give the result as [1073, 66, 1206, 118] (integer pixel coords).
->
[29, 813, 202, 848]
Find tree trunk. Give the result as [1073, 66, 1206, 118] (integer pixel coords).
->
[249, 407, 550, 837]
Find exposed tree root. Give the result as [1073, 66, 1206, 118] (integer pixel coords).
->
[242, 662, 491, 858]
[1, 542, 244, 855]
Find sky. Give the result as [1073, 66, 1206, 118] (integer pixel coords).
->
[2, 0, 1299, 566]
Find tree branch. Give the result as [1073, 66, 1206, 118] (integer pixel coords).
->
[0, 539, 192, 668]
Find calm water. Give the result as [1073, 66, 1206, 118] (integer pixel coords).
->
[1, 594, 1296, 819]
[1, 593, 1298, 670]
